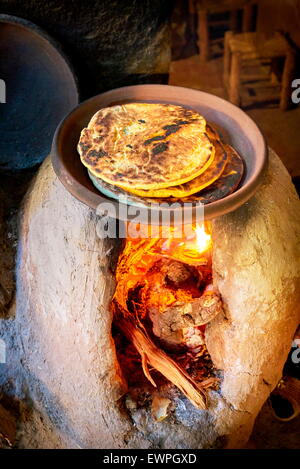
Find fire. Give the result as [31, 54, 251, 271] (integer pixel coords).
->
[111, 220, 217, 409]
[159, 222, 212, 265]
[195, 224, 212, 254]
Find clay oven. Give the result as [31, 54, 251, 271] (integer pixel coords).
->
[9, 146, 299, 449]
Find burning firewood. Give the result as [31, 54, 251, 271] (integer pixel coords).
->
[112, 304, 217, 409]
[149, 288, 223, 349]
[111, 224, 220, 409]
[162, 261, 196, 286]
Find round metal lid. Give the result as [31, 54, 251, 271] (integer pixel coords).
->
[0, 14, 79, 171]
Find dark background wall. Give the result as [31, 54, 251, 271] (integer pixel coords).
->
[257, 0, 300, 47]
[0, 0, 174, 99]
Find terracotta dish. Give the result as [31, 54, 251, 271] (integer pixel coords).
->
[51, 85, 268, 222]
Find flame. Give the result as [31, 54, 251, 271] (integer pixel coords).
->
[195, 223, 212, 254]
[122, 222, 212, 268]
[115, 222, 212, 313]
[159, 222, 212, 265]
[112, 220, 216, 409]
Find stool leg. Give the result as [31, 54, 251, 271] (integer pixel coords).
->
[280, 49, 296, 111]
[224, 31, 233, 89]
[229, 52, 241, 106]
[270, 58, 279, 85]
[242, 4, 253, 32]
[198, 9, 209, 62]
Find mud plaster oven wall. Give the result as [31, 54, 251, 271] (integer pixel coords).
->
[6, 148, 300, 449]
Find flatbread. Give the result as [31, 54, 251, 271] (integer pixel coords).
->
[180, 144, 244, 204]
[78, 103, 214, 190]
[120, 125, 228, 198]
[88, 144, 244, 207]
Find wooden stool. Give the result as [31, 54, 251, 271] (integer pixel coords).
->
[224, 31, 297, 110]
[194, 0, 256, 62]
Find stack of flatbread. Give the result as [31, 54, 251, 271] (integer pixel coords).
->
[78, 103, 244, 205]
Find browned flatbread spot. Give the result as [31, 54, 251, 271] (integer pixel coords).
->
[121, 125, 228, 198]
